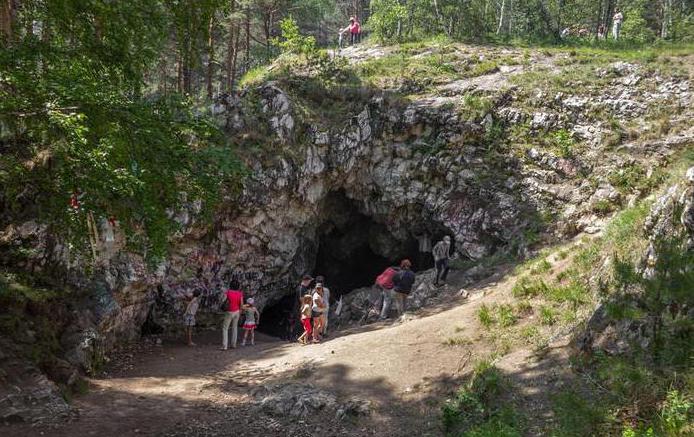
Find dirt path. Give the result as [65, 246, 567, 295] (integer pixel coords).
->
[11, 269, 571, 437]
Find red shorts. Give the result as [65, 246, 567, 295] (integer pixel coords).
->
[301, 318, 312, 334]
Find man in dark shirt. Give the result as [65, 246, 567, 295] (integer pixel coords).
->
[392, 259, 415, 317]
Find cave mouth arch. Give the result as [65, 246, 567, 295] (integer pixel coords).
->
[257, 189, 452, 338]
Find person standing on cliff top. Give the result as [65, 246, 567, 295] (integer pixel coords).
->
[612, 9, 624, 40]
[340, 16, 361, 46]
[432, 236, 453, 286]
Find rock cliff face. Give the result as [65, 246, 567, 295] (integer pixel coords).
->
[1, 47, 692, 417]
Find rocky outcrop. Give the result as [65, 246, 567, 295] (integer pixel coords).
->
[1, 49, 692, 422]
[583, 167, 694, 356]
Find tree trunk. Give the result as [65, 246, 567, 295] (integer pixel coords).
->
[661, 0, 672, 39]
[244, 5, 250, 72]
[226, 0, 237, 92]
[176, 53, 183, 93]
[594, 0, 603, 38]
[497, 0, 507, 34]
[206, 14, 215, 99]
[0, 0, 14, 44]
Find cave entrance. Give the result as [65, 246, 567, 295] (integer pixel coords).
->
[257, 189, 450, 338]
[311, 190, 421, 297]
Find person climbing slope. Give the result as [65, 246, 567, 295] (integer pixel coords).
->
[432, 236, 453, 286]
[241, 298, 260, 346]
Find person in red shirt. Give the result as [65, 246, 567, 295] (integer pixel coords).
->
[341, 16, 361, 45]
[221, 280, 244, 350]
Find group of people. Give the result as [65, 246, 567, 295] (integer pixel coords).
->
[181, 235, 456, 348]
[295, 275, 331, 344]
[339, 16, 361, 48]
[560, 9, 624, 41]
[182, 280, 260, 349]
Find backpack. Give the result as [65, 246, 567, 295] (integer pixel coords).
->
[375, 267, 397, 289]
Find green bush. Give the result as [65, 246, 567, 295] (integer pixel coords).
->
[369, 0, 408, 43]
[478, 304, 494, 329]
[512, 276, 550, 298]
[442, 361, 517, 434]
[539, 306, 556, 325]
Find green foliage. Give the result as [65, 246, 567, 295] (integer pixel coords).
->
[512, 276, 550, 298]
[478, 304, 494, 329]
[272, 17, 347, 85]
[273, 16, 317, 56]
[497, 304, 517, 328]
[442, 361, 521, 435]
[608, 163, 665, 195]
[369, 0, 408, 43]
[551, 129, 575, 158]
[551, 390, 608, 435]
[539, 306, 556, 325]
[621, 1, 657, 43]
[659, 390, 692, 436]
[0, 1, 245, 263]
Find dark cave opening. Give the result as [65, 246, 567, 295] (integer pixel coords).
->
[256, 293, 297, 339]
[257, 190, 452, 338]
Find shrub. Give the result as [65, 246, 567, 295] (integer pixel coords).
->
[551, 390, 607, 435]
[497, 304, 517, 327]
[530, 259, 552, 275]
[540, 306, 557, 325]
[369, 0, 407, 43]
[552, 129, 575, 158]
[442, 361, 522, 435]
[478, 304, 494, 329]
[512, 276, 550, 298]
[659, 390, 692, 435]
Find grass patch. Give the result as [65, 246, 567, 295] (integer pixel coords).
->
[442, 360, 523, 435]
[444, 336, 473, 346]
[478, 304, 494, 329]
[539, 306, 557, 326]
[551, 390, 609, 435]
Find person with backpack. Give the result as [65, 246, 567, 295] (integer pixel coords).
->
[220, 280, 244, 350]
[392, 259, 415, 317]
[376, 265, 399, 320]
[432, 236, 453, 286]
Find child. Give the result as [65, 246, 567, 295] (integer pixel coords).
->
[183, 290, 202, 346]
[297, 295, 313, 345]
[241, 298, 260, 346]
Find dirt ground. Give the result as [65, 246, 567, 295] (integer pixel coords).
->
[7, 268, 575, 437]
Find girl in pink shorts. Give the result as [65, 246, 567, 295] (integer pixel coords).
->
[241, 298, 260, 346]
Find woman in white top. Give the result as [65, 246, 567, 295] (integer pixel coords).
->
[311, 285, 325, 342]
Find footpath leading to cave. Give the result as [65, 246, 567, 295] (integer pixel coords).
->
[9, 262, 575, 437]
